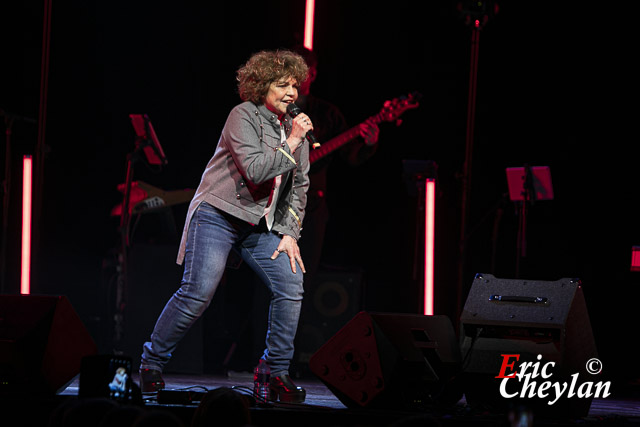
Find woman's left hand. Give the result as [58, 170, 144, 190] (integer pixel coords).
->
[271, 234, 306, 274]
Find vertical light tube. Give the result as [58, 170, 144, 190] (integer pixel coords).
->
[304, 0, 315, 50]
[632, 246, 640, 271]
[424, 179, 436, 315]
[21, 155, 33, 295]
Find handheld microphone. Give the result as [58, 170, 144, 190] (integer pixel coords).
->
[286, 103, 321, 149]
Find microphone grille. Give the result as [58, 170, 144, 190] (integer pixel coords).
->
[286, 103, 301, 116]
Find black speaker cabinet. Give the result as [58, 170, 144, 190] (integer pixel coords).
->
[0, 295, 98, 396]
[293, 269, 363, 378]
[309, 311, 463, 410]
[459, 273, 599, 419]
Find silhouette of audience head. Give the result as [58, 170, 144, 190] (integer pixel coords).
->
[98, 404, 145, 427]
[132, 409, 186, 427]
[191, 387, 252, 427]
[389, 413, 443, 427]
[48, 397, 186, 427]
[48, 397, 119, 427]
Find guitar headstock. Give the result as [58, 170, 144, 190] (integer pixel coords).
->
[378, 92, 422, 126]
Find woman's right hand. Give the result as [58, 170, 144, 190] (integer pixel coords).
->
[287, 113, 313, 153]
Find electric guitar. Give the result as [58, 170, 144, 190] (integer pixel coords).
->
[111, 181, 195, 216]
[309, 92, 421, 165]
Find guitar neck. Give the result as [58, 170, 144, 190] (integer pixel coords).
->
[307, 92, 420, 165]
[309, 114, 381, 165]
[308, 126, 359, 164]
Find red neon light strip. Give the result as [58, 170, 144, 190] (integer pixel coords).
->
[424, 179, 435, 315]
[631, 246, 640, 272]
[21, 155, 33, 295]
[304, 0, 315, 50]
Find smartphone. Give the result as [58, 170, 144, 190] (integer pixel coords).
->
[79, 355, 133, 402]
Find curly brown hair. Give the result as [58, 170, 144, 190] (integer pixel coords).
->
[236, 50, 309, 104]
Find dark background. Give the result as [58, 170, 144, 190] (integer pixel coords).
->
[1, 1, 638, 385]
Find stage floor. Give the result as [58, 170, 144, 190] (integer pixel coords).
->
[52, 372, 640, 427]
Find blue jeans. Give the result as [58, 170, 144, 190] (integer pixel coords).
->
[141, 202, 304, 376]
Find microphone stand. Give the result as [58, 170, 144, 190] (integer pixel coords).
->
[515, 164, 536, 278]
[113, 137, 147, 352]
[456, 21, 482, 327]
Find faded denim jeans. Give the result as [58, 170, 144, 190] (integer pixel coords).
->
[141, 201, 304, 376]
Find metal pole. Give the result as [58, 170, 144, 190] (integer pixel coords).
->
[457, 25, 481, 323]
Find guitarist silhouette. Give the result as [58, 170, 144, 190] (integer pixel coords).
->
[292, 46, 380, 278]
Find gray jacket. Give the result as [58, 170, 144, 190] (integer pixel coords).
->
[177, 101, 310, 265]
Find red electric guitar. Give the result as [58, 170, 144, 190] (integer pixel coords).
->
[309, 92, 421, 164]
